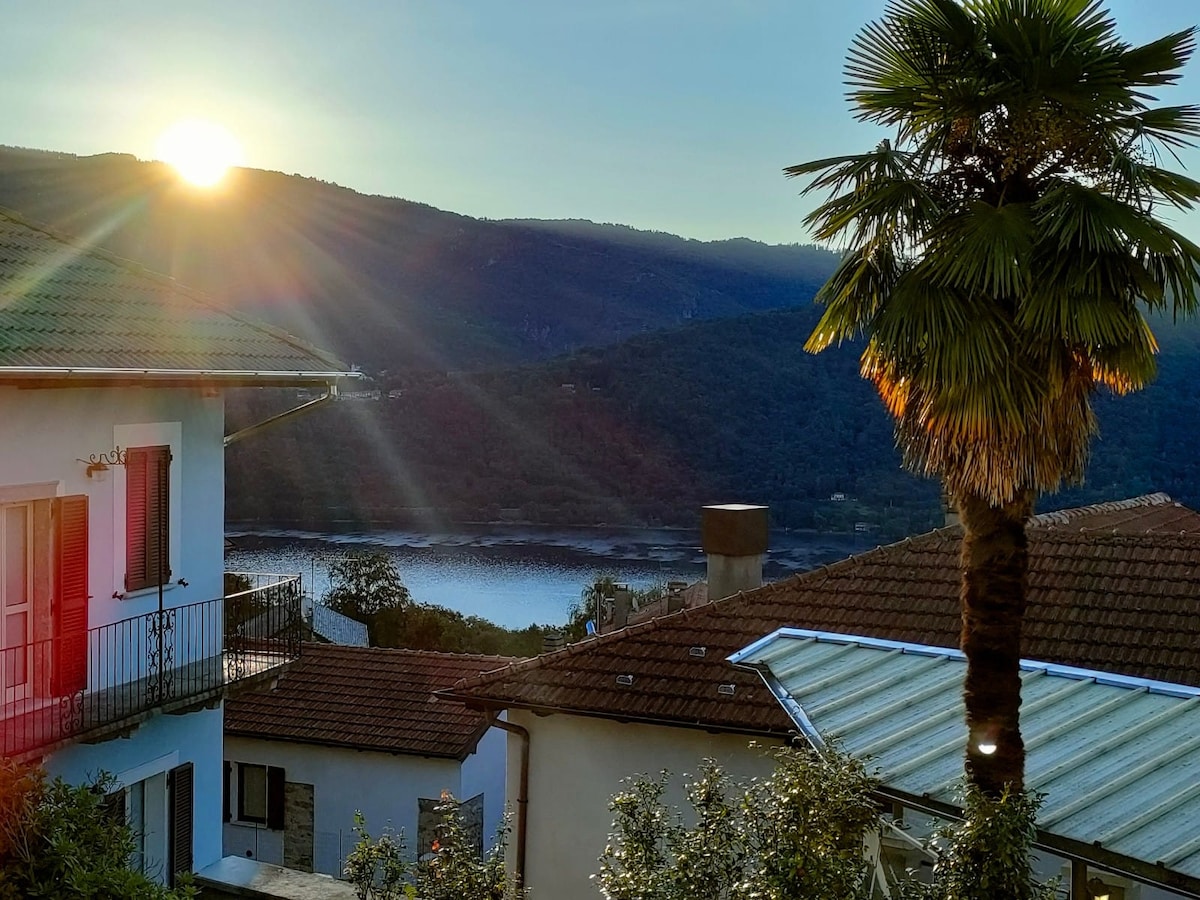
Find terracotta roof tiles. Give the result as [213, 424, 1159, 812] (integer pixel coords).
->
[225, 644, 519, 759]
[444, 495, 1200, 736]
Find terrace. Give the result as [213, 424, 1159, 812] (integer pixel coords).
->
[1, 573, 302, 761]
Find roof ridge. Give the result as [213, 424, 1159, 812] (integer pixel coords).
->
[1032, 493, 1174, 527]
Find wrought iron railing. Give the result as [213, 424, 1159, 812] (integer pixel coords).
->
[1, 573, 302, 759]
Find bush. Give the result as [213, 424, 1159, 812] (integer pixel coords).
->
[0, 761, 194, 899]
[345, 791, 522, 900]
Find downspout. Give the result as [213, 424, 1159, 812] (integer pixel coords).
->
[223, 382, 339, 448]
[486, 711, 529, 887]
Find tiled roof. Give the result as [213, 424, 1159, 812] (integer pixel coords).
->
[444, 494, 1200, 736]
[0, 208, 352, 381]
[225, 644, 518, 759]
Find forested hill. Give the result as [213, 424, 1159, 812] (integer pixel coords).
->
[227, 304, 1200, 536]
[226, 307, 940, 536]
[0, 145, 838, 371]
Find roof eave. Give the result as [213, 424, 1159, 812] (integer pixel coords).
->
[0, 367, 362, 388]
[437, 689, 791, 739]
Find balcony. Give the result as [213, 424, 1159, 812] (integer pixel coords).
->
[1, 573, 301, 760]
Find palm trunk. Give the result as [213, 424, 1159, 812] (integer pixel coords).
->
[956, 489, 1033, 797]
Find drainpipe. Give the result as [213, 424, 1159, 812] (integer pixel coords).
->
[222, 382, 339, 448]
[486, 711, 529, 888]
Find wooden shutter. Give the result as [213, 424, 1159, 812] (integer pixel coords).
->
[126, 446, 170, 592]
[168, 762, 194, 886]
[52, 495, 88, 696]
[266, 766, 286, 831]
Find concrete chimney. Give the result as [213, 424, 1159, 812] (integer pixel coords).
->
[702, 504, 768, 601]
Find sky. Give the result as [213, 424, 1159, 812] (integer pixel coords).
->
[2, 0, 1199, 244]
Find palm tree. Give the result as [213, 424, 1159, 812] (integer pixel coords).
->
[790, 0, 1200, 796]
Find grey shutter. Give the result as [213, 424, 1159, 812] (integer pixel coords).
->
[168, 762, 194, 886]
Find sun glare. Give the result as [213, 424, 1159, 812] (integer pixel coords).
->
[154, 119, 244, 187]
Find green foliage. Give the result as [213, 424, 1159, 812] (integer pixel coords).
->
[371, 602, 548, 657]
[596, 746, 879, 900]
[793, 0, 1200, 504]
[345, 793, 522, 900]
[0, 761, 194, 900]
[897, 786, 1058, 900]
[323, 550, 413, 620]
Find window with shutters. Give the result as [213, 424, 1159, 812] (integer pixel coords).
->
[125, 446, 171, 592]
[233, 762, 286, 830]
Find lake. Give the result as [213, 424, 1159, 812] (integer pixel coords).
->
[224, 525, 869, 629]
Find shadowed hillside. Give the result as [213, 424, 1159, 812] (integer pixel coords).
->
[0, 146, 838, 371]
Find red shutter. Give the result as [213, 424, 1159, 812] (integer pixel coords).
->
[125, 446, 170, 591]
[52, 494, 89, 696]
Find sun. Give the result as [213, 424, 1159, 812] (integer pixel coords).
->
[154, 119, 245, 187]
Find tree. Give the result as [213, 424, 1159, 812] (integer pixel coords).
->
[323, 550, 412, 621]
[790, 0, 1200, 795]
[595, 747, 1059, 900]
[597, 746, 881, 900]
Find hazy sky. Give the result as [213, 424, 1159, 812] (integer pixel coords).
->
[2, 0, 1199, 243]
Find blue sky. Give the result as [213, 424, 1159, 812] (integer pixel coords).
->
[2, 0, 1198, 243]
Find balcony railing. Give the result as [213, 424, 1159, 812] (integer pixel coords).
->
[2, 573, 302, 760]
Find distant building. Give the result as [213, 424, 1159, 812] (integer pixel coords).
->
[224, 645, 517, 876]
[444, 494, 1200, 898]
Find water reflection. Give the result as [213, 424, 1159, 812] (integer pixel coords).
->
[225, 526, 864, 630]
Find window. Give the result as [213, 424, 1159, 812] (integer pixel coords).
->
[233, 763, 285, 829]
[125, 446, 170, 592]
[0, 492, 87, 707]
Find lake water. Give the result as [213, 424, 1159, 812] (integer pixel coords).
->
[224, 525, 867, 629]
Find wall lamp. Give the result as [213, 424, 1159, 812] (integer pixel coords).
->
[77, 448, 128, 478]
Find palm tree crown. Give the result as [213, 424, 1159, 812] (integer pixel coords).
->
[792, 0, 1200, 505]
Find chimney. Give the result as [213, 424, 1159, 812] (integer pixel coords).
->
[543, 630, 566, 654]
[702, 504, 768, 601]
[611, 585, 632, 630]
[941, 487, 960, 527]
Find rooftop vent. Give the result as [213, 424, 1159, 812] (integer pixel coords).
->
[717, 683, 736, 696]
[616, 674, 635, 687]
[689, 646, 707, 658]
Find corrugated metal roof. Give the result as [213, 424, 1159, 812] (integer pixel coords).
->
[731, 629, 1200, 887]
[311, 604, 369, 647]
[0, 207, 354, 382]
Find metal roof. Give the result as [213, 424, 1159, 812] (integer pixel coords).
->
[0, 207, 355, 383]
[730, 629, 1200, 891]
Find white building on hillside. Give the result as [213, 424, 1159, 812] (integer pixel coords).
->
[0, 208, 356, 886]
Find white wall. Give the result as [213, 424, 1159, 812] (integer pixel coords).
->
[460, 719, 509, 853]
[508, 710, 782, 900]
[224, 736, 463, 878]
[0, 385, 225, 633]
[47, 704, 226, 878]
[5, 383, 228, 881]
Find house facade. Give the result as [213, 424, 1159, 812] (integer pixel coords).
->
[0, 208, 355, 885]
[223, 644, 515, 878]
[444, 494, 1200, 898]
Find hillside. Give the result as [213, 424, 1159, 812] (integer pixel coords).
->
[225, 307, 944, 536]
[226, 304, 1200, 536]
[0, 146, 838, 371]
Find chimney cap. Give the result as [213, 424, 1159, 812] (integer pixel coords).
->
[702, 504, 768, 557]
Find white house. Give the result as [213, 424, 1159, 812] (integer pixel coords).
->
[0, 208, 356, 886]
[444, 495, 1200, 899]
[223, 644, 516, 877]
